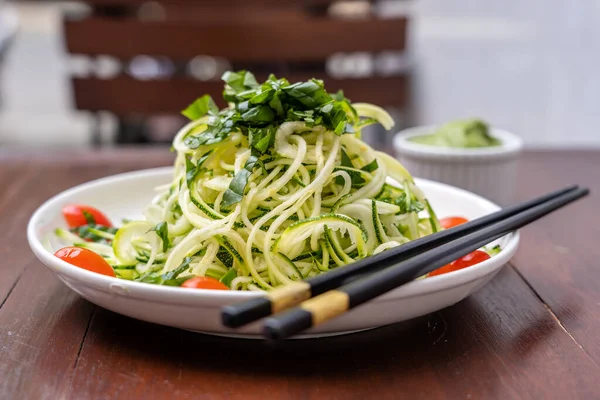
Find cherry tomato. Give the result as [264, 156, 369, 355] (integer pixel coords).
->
[54, 247, 116, 277]
[181, 276, 229, 290]
[62, 205, 112, 228]
[439, 216, 469, 230]
[428, 250, 490, 277]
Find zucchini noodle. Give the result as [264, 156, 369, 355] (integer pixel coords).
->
[55, 71, 440, 290]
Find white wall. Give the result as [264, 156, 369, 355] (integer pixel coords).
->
[410, 0, 600, 147]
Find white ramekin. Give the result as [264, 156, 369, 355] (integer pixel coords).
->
[393, 126, 523, 206]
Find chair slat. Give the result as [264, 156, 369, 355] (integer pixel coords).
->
[64, 17, 407, 61]
[73, 0, 362, 5]
[72, 76, 410, 115]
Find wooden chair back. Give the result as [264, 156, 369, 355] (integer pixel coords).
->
[63, 0, 411, 142]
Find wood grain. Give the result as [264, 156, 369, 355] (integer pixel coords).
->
[63, 17, 407, 61]
[1, 150, 599, 399]
[511, 151, 600, 363]
[67, 267, 600, 400]
[0, 154, 174, 400]
[71, 76, 410, 115]
[0, 163, 43, 306]
[0, 262, 95, 399]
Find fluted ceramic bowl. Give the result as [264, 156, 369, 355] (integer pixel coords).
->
[393, 126, 523, 206]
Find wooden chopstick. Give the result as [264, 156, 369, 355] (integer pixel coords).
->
[221, 185, 579, 328]
[262, 186, 590, 340]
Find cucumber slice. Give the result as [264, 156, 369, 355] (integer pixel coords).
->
[113, 221, 160, 265]
[214, 236, 244, 266]
[55, 228, 114, 256]
[275, 214, 367, 260]
[115, 269, 140, 280]
[322, 228, 345, 266]
[324, 226, 354, 264]
[352, 103, 394, 130]
[371, 200, 389, 245]
[189, 180, 224, 220]
[376, 151, 414, 184]
[332, 166, 371, 187]
[276, 252, 303, 280]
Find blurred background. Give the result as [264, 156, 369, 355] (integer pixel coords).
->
[1, 0, 599, 150]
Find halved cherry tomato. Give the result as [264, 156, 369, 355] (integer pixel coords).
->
[439, 216, 469, 230]
[428, 250, 490, 277]
[62, 205, 112, 228]
[181, 276, 229, 290]
[54, 246, 116, 277]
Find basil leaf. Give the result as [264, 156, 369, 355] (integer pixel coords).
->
[320, 103, 334, 114]
[335, 149, 357, 186]
[334, 166, 365, 186]
[219, 268, 237, 288]
[162, 277, 192, 287]
[82, 210, 96, 225]
[361, 159, 379, 173]
[237, 100, 250, 113]
[283, 80, 331, 108]
[395, 192, 425, 214]
[71, 224, 117, 244]
[332, 90, 346, 101]
[185, 151, 213, 188]
[250, 88, 274, 105]
[222, 70, 258, 93]
[249, 126, 275, 154]
[321, 102, 351, 135]
[243, 71, 259, 89]
[148, 221, 169, 253]
[269, 93, 284, 117]
[241, 105, 275, 123]
[197, 151, 213, 167]
[181, 95, 218, 120]
[161, 257, 193, 281]
[184, 130, 226, 149]
[221, 155, 260, 208]
[340, 148, 354, 167]
[185, 157, 197, 188]
[288, 109, 321, 127]
[335, 121, 354, 135]
[222, 71, 245, 92]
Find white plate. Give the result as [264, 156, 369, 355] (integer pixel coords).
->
[27, 167, 519, 338]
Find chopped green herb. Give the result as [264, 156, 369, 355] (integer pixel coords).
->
[181, 94, 218, 120]
[361, 159, 379, 173]
[161, 257, 193, 282]
[70, 224, 118, 244]
[221, 155, 262, 208]
[219, 268, 237, 288]
[149, 221, 169, 253]
[185, 150, 213, 188]
[180, 72, 359, 158]
[82, 210, 96, 225]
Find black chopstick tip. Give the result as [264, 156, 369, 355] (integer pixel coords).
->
[262, 308, 313, 341]
[221, 297, 272, 328]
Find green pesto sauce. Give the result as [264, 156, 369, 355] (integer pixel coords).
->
[409, 119, 502, 148]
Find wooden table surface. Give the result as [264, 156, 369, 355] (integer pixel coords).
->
[1, 149, 599, 399]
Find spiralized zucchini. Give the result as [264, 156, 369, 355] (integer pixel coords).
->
[56, 71, 440, 290]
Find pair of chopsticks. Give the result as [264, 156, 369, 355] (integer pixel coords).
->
[222, 185, 589, 340]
